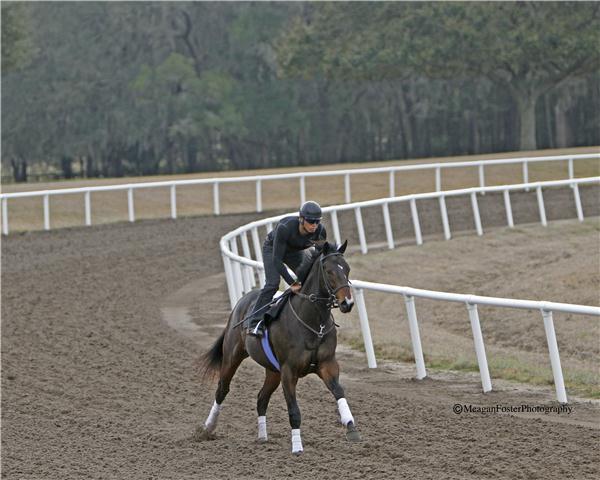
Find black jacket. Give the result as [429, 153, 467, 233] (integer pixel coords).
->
[265, 216, 327, 285]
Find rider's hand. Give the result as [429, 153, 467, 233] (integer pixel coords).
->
[290, 282, 302, 294]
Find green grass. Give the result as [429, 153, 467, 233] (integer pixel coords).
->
[342, 334, 600, 399]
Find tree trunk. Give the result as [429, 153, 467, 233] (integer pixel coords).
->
[11, 157, 28, 182]
[543, 94, 554, 149]
[61, 156, 73, 179]
[396, 85, 415, 158]
[517, 94, 537, 151]
[185, 140, 198, 173]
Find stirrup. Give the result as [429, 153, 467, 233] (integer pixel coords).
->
[247, 319, 264, 337]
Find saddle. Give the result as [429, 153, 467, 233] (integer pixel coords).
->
[263, 290, 292, 324]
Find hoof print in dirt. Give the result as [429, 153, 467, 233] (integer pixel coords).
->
[190, 426, 217, 442]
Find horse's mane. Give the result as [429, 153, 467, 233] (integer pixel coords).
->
[297, 241, 342, 284]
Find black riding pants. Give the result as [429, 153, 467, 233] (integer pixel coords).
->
[249, 244, 309, 323]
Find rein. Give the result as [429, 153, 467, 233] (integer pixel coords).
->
[291, 251, 349, 338]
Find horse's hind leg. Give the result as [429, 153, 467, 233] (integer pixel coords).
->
[203, 341, 246, 435]
[256, 369, 281, 442]
[317, 359, 362, 442]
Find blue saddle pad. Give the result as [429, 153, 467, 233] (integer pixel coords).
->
[261, 327, 281, 372]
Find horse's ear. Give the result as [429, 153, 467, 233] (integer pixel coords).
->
[337, 240, 348, 254]
[322, 241, 330, 255]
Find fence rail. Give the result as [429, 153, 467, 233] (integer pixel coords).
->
[219, 176, 600, 404]
[1, 153, 598, 235]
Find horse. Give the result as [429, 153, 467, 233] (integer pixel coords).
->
[197, 240, 361, 454]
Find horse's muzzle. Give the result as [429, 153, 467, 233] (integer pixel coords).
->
[339, 297, 354, 313]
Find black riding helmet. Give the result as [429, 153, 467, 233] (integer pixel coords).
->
[299, 201, 322, 221]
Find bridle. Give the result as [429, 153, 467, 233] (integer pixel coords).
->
[295, 252, 352, 310]
[289, 250, 351, 343]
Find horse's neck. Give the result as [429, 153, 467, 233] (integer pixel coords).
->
[303, 259, 326, 296]
[293, 259, 329, 322]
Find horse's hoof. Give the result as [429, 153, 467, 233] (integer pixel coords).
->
[257, 436, 268, 443]
[292, 449, 304, 456]
[190, 426, 216, 442]
[346, 424, 362, 442]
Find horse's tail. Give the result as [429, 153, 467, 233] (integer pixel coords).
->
[199, 329, 226, 381]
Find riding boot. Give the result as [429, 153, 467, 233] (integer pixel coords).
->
[247, 287, 277, 338]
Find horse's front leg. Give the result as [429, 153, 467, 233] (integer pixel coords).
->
[317, 359, 362, 442]
[281, 365, 303, 455]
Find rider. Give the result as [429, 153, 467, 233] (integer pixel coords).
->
[246, 201, 327, 337]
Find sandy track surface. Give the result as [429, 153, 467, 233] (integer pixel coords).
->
[2, 188, 599, 479]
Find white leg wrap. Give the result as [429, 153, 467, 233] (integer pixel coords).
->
[337, 398, 355, 426]
[257, 416, 267, 441]
[291, 428, 303, 454]
[204, 401, 222, 433]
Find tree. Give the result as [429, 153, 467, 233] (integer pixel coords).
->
[1, 2, 33, 73]
[278, 2, 600, 150]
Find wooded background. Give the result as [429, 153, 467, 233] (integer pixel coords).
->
[2, 2, 599, 183]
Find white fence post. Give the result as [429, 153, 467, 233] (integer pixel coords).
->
[389, 171, 395, 197]
[241, 232, 256, 288]
[170, 185, 177, 219]
[43, 194, 50, 230]
[403, 295, 427, 379]
[2, 198, 8, 235]
[435, 167, 441, 192]
[467, 303, 492, 393]
[353, 288, 377, 368]
[536, 186, 547, 227]
[478, 164, 485, 193]
[300, 176, 306, 205]
[229, 239, 244, 300]
[573, 184, 584, 222]
[523, 161, 530, 191]
[541, 310, 568, 404]
[222, 253, 238, 309]
[439, 195, 451, 240]
[127, 188, 135, 223]
[410, 198, 423, 245]
[470, 192, 483, 236]
[256, 180, 262, 213]
[330, 210, 341, 246]
[354, 207, 368, 254]
[251, 227, 263, 263]
[344, 173, 351, 203]
[382, 203, 394, 249]
[213, 183, 220, 215]
[503, 190, 514, 228]
[85, 191, 92, 226]
[568, 158, 574, 187]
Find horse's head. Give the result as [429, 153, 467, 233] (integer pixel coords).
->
[318, 240, 354, 313]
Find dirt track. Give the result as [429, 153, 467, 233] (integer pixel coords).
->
[2, 187, 599, 479]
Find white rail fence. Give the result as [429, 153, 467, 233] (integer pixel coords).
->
[1, 153, 598, 235]
[220, 177, 600, 404]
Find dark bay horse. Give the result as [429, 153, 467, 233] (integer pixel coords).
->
[198, 240, 361, 454]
